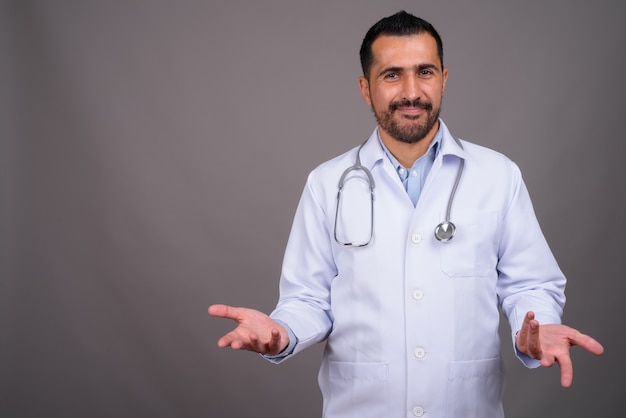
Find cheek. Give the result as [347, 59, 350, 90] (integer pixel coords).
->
[427, 85, 445, 100]
[369, 90, 393, 110]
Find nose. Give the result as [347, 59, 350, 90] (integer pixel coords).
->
[402, 74, 421, 101]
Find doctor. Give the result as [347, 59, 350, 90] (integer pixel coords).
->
[209, 11, 603, 417]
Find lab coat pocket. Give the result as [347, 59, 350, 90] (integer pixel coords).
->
[446, 357, 504, 418]
[327, 361, 389, 417]
[439, 211, 498, 277]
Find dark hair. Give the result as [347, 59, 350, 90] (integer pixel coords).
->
[359, 11, 444, 80]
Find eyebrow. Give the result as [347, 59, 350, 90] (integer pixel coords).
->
[416, 63, 440, 72]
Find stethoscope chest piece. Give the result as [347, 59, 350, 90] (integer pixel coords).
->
[434, 221, 456, 242]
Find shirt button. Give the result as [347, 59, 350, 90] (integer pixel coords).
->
[412, 289, 424, 301]
[411, 170, 418, 177]
[414, 347, 426, 359]
[411, 233, 422, 244]
[413, 406, 425, 417]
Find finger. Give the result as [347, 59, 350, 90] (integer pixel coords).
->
[244, 332, 273, 355]
[556, 353, 574, 388]
[517, 312, 534, 342]
[527, 319, 542, 358]
[230, 338, 244, 350]
[249, 330, 280, 355]
[540, 351, 556, 368]
[570, 331, 605, 356]
[271, 328, 281, 343]
[208, 304, 240, 320]
[516, 311, 534, 353]
[268, 329, 283, 355]
[223, 330, 253, 351]
[248, 333, 261, 352]
[217, 331, 237, 349]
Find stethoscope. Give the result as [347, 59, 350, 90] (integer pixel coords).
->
[334, 137, 465, 247]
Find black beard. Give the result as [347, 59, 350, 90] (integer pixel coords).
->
[374, 98, 440, 144]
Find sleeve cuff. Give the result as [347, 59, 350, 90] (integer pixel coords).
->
[512, 331, 541, 368]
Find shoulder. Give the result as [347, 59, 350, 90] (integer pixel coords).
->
[440, 120, 520, 175]
[458, 139, 521, 175]
[308, 129, 382, 179]
[452, 138, 525, 198]
[290, 145, 362, 210]
[306, 145, 362, 185]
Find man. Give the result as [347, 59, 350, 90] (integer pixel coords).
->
[209, 11, 603, 417]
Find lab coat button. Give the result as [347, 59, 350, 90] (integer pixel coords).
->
[411, 233, 422, 244]
[412, 289, 424, 301]
[414, 347, 426, 359]
[413, 406, 425, 416]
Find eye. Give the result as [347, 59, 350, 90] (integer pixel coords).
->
[385, 72, 399, 79]
[419, 69, 434, 76]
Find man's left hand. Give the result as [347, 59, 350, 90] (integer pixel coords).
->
[516, 311, 604, 387]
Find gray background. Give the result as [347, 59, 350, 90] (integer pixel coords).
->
[1, 0, 624, 417]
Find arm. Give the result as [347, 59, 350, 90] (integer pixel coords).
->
[515, 311, 604, 388]
[209, 171, 336, 360]
[497, 163, 566, 360]
[496, 164, 603, 385]
[267, 171, 336, 357]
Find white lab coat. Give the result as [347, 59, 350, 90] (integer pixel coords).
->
[270, 121, 566, 418]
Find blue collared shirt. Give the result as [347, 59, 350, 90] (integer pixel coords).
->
[378, 128, 442, 206]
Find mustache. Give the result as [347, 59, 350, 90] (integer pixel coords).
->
[389, 98, 433, 112]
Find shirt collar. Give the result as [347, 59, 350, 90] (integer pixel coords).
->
[357, 119, 467, 170]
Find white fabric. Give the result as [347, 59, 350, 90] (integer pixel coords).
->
[270, 121, 566, 418]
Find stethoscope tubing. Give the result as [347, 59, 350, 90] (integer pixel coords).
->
[334, 136, 465, 246]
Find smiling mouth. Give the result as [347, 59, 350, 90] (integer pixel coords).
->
[393, 106, 428, 121]
[390, 99, 432, 114]
[397, 107, 424, 115]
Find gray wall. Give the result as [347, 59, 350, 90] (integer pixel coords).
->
[2, 1, 624, 417]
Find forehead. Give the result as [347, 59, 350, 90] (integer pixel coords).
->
[370, 33, 441, 70]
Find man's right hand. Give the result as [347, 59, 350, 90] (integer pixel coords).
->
[208, 304, 289, 355]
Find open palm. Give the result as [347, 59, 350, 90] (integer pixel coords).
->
[208, 304, 288, 355]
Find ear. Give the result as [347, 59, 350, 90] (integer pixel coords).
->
[442, 67, 449, 94]
[358, 76, 372, 106]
